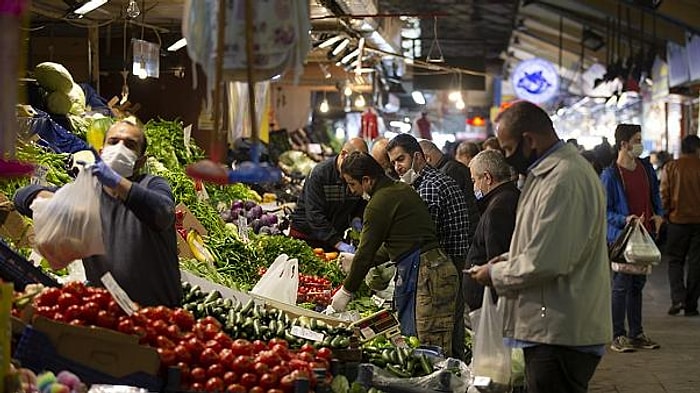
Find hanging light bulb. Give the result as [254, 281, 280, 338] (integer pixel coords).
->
[455, 99, 465, 110]
[343, 85, 353, 97]
[448, 91, 462, 102]
[319, 92, 329, 113]
[137, 60, 148, 80]
[126, 0, 141, 19]
[354, 94, 366, 108]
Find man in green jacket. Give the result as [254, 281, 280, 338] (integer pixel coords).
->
[329, 152, 459, 356]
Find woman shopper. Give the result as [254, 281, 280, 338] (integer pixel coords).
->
[601, 124, 664, 353]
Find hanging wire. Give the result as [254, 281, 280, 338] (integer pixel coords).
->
[425, 16, 445, 63]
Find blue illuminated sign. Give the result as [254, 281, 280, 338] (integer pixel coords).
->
[511, 58, 560, 103]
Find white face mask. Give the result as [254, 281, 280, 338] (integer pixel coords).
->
[399, 154, 420, 184]
[362, 192, 371, 201]
[630, 143, 643, 158]
[101, 142, 138, 177]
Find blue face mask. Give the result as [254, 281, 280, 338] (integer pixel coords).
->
[474, 189, 484, 200]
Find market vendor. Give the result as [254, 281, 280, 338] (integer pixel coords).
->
[14, 118, 182, 307]
[289, 138, 368, 253]
[330, 151, 459, 357]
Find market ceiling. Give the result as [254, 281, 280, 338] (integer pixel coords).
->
[29, 0, 700, 92]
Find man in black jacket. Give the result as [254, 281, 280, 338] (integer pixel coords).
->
[464, 149, 520, 311]
[420, 140, 480, 240]
[290, 138, 368, 252]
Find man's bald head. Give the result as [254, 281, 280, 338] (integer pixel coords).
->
[343, 137, 368, 155]
[371, 138, 390, 169]
[418, 140, 443, 167]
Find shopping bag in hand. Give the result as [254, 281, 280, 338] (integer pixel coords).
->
[624, 220, 661, 265]
[32, 168, 104, 270]
[472, 287, 511, 391]
[609, 219, 636, 263]
[250, 254, 299, 305]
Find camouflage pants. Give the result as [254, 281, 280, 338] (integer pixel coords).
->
[415, 247, 459, 357]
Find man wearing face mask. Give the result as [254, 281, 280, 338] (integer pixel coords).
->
[386, 133, 470, 360]
[600, 124, 663, 353]
[14, 119, 182, 307]
[330, 152, 459, 356]
[468, 101, 611, 393]
[463, 149, 519, 312]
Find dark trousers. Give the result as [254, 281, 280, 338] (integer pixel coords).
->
[524, 345, 601, 393]
[664, 223, 700, 311]
[451, 255, 466, 361]
[611, 272, 646, 338]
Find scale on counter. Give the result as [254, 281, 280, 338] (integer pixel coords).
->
[350, 309, 401, 343]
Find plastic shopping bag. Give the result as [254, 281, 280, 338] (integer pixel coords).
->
[31, 168, 104, 270]
[624, 220, 661, 265]
[250, 254, 298, 305]
[471, 287, 511, 392]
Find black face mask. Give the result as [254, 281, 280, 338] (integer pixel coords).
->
[504, 138, 537, 175]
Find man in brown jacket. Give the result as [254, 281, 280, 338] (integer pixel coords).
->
[661, 135, 700, 316]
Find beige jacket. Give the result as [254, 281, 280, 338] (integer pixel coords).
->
[491, 144, 612, 346]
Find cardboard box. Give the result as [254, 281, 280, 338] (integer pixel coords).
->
[0, 194, 34, 248]
[249, 293, 346, 327]
[31, 315, 160, 378]
[175, 203, 208, 259]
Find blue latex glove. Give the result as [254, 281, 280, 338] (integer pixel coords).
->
[91, 160, 121, 188]
[351, 217, 363, 232]
[337, 242, 356, 254]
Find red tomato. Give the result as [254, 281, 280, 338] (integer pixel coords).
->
[204, 339, 223, 353]
[57, 292, 78, 308]
[231, 339, 253, 356]
[259, 373, 277, 389]
[248, 387, 265, 393]
[271, 365, 290, 379]
[219, 348, 235, 369]
[225, 384, 246, 393]
[86, 292, 110, 308]
[107, 300, 125, 317]
[171, 308, 195, 331]
[33, 306, 53, 318]
[63, 282, 88, 297]
[204, 377, 224, 392]
[207, 363, 225, 379]
[80, 301, 100, 323]
[64, 304, 81, 321]
[166, 324, 182, 340]
[288, 359, 309, 372]
[156, 335, 176, 350]
[177, 362, 191, 383]
[173, 344, 192, 363]
[222, 371, 238, 386]
[154, 305, 172, 321]
[296, 352, 314, 364]
[95, 310, 116, 329]
[213, 332, 233, 348]
[310, 360, 329, 371]
[69, 319, 84, 326]
[232, 355, 253, 374]
[190, 367, 208, 383]
[267, 389, 284, 393]
[52, 312, 66, 322]
[270, 345, 290, 361]
[200, 316, 222, 328]
[180, 332, 197, 342]
[192, 323, 207, 340]
[239, 373, 257, 389]
[202, 324, 220, 340]
[157, 348, 176, 367]
[315, 347, 332, 361]
[185, 337, 206, 357]
[190, 382, 205, 392]
[199, 348, 220, 367]
[268, 338, 288, 350]
[252, 340, 267, 353]
[252, 362, 268, 376]
[299, 343, 315, 355]
[151, 319, 170, 336]
[279, 375, 295, 393]
[257, 351, 281, 368]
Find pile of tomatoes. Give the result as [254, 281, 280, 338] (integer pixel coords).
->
[30, 282, 334, 393]
[257, 268, 333, 307]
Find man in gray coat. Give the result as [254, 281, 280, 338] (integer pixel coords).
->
[470, 101, 612, 393]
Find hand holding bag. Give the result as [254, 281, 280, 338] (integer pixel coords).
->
[250, 254, 299, 305]
[609, 218, 636, 263]
[472, 287, 511, 391]
[624, 219, 661, 265]
[32, 168, 104, 270]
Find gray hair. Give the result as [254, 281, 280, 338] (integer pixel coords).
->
[469, 149, 511, 182]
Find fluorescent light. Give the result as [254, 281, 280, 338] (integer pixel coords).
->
[167, 38, 187, 52]
[448, 91, 462, 102]
[455, 99, 465, 110]
[319, 98, 329, 113]
[74, 0, 108, 15]
[319, 35, 344, 49]
[412, 91, 426, 105]
[331, 39, 350, 56]
[340, 48, 360, 65]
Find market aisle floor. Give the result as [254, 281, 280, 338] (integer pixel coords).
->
[589, 261, 700, 393]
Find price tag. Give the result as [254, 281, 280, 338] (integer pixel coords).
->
[473, 376, 492, 387]
[101, 273, 138, 316]
[371, 294, 386, 308]
[290, 326, 325, 342]
[360, 326, 375, 340]
[238, 216, 249, 243]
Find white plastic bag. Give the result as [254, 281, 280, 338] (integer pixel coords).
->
[623, 220, 661, 265]
[471, 287, 511, 391]
[250, 254, 298, 305]
[32, 169, 104, 270]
